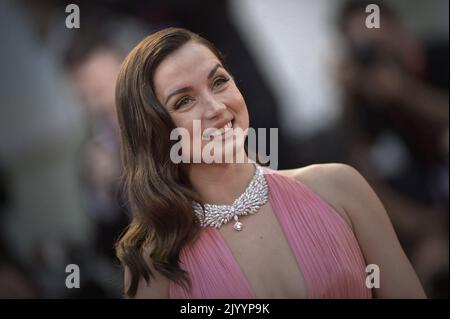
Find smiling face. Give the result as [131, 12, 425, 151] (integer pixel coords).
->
[153, 41, 250, 164]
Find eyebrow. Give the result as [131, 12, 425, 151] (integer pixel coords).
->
[164, 87, 192, 105]
[207, 63, 222, 80]
[164, 63, 223, 106]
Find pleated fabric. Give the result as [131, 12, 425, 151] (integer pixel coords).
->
[169, 167, 373, 299]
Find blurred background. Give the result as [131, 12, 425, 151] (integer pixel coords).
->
[0, 0, 447, 298]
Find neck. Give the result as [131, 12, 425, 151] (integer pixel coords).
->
[188, 160, 256, 205]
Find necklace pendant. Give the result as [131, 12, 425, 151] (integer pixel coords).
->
[233, 215, 243, 231]
[192, 164, 268, 230]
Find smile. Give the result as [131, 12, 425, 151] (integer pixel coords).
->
[202, 120, 234, 139]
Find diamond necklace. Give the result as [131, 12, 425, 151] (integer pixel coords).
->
[192, 164, 269, 231]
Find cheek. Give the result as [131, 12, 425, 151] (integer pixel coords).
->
[229, 89, 249, 125]
[228, 85, 246, 110]
[171, 115, 199, 146]
[172, 117, 192, 131]
[238, 95, 248, 116]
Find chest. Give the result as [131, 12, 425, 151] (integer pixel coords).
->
[217, 202, 308, 298]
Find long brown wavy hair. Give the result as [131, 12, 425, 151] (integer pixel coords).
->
[114, 27, 233, 298]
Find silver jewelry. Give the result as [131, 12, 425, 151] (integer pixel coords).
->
[192, 164, 269, 231]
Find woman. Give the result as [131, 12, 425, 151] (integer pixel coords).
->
[115, 27, 425, 299]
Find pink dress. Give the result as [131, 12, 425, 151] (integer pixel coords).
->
[169, 167, 373, 299]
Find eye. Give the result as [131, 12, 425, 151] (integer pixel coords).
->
[174, 96, 193, 110]
[212, 76, 230, 89]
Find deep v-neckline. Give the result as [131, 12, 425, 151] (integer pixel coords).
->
[170, 168, 372, 299]
[210, 169, 310, 298]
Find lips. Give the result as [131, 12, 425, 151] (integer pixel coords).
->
[202, 119, 234, 139]
[217, 121, 232, 134]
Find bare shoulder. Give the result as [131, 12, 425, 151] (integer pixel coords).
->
[278, 164, 427, 298]
[282, 163, 387, 222]
[277, 162, 358, 179]
[124, 245, 170, 299]
[277, 163, 366, 228]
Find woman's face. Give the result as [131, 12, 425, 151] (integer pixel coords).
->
[153, 41, 249, 163]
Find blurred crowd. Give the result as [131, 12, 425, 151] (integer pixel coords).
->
[337, 1, 448, 297]
[0, 0, 447, 298]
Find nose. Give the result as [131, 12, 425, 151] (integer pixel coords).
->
[203, 94, 227, 120]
